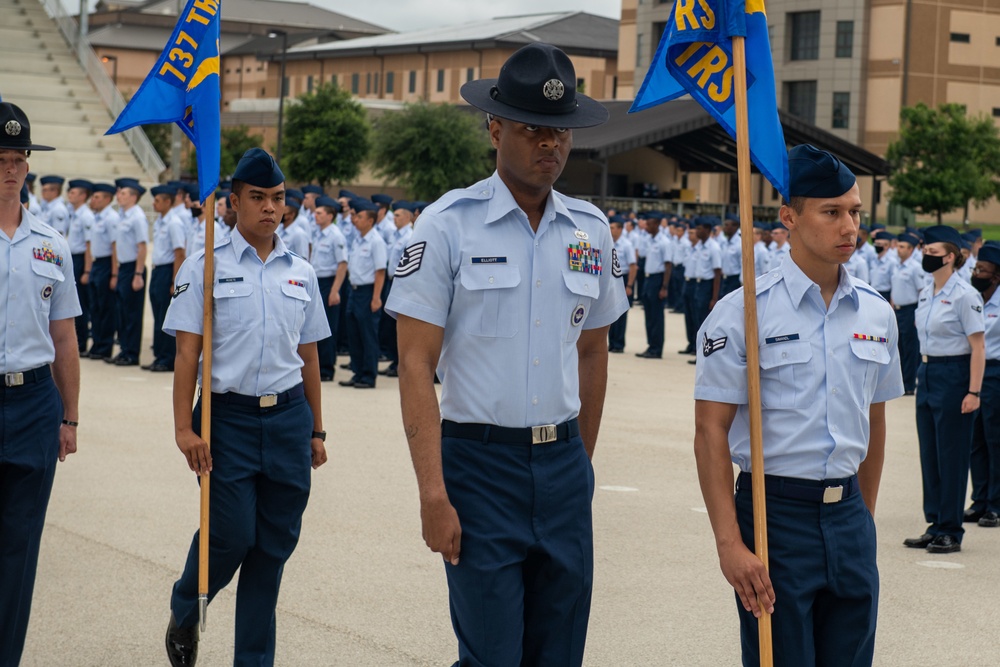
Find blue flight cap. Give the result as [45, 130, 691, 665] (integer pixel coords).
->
[352, 198, 378, 214]
[232, 148, 284, 188]
[150, 184, 178, 198]
[92, 183, 116, 195]
[979, 244, 1000, 266]
[116, 178, 145, 197]
[961, 240, 972, 251]
[694, 216, 714, 228]
[871, 222, 886, 231]
[371, 193, 393, 207]
[771, 221, 787, 231]
[787, 144, 856, 198]
[40, 175, 64, 186]
[922, 225, 963, 247]
[20, 183, 29, 204]
[315, 195, 339, 209]
[285, 188, 303, 202]
[392, 200, 411, 212]
[285, 196, 301, 209]
[753, 221, 769, 230]
[67, 179, 94, 192]
[167, 180, 185, 188]
[181, 183, 200, 200]
[858, 224, 871, 233]
[301, 184, 324, 195]
[219, 180, 232, 191]
[25, 172, 36, 184]
[338, 189, 357, 199]
[960, 231, 979, 243]
[412, 201, 429, 212]
[874, 231, 894, 242]
[897, 233, 920, 247]
[966, 228, 983, 239]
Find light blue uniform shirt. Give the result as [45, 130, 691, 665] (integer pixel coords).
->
[770, 242, 791, 267]
[336, 212, 358, 247]
[984, 289, 1000, 362]
[276, 222, 310, 259]
[890, 257, 924, 306]
[67, 204, 94, 255]
[89, 206, 119, 259]
[347, 227, 388, 286]
[916, 272, 985, 355]
[613, 235, 637, 270]
[868, 252, 897, 292]
[695, 259, 903, 480]
[385, 171, 629, 428]
[752, 240, 772, 278]
[644, 233, 671, 274]
[687, 238, 722, 280]
[0, 208, 82, 372]
[633, 228, 651, 258]
[844, 250, 869, 284]
[40, 198, 69, 236]
[152, 213, 187, 266]
[163, 226, 330, 395]
[720, 232, 742, 277]
[309, 224, 348, 278]
[387, 223, 414, 278]
[114, 205, 148, 263]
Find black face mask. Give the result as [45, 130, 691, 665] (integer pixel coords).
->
[971, 276, 995, 293]
[875, 244, 888, 254]
[190, 206, 203, 217]
[922, 254, 946, 274]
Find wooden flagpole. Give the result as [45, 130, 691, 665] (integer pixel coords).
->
[198, 193, 216, 633]
[731, 35, 773, 666]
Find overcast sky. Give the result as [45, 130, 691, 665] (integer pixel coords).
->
[308, 0, 622, 32]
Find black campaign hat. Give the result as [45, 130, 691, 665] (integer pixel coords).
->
[461, 43, 608, 129]
[0, 102, 54, 152]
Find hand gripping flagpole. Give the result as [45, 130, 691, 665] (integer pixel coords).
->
[198, 194, 216, 633]
[732, 35, 773, 667]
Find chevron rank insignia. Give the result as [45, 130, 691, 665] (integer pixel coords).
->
[611, 248, 623, 278]
[395, 242, 426, 278]
[703, 333, 727, 357]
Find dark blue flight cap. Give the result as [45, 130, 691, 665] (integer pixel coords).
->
[232, 148, 284, 188]
[412, 201, 429, 212]
[922, 225, 962, 247]
[979, 244, 1000, 266]
[151, 184, 178, 198]
[787, 144, 856, 198]
[285, 196, 301, 209]
[966, 228, 983, 239]
[858, 224, 871, 233]
[285, 188, 303, 202]
[352, 198, 378, 213]
[92, 183, 116, 195]
[874, 231, 894, 242]
[371, 193, 393, 207]
[315, 195, 339, 209]
[771, 221, 787, 231]
[694, 216, 714, 228]
[20, 183, 29, 204]
[67, 179, 94, 192]
[871, 222, 886, 231]
[961, 240, 972, 251]
[392, 200, 412, 212]
[219, 180, 232, 191]
[167, 180, 185, 188]
[301, 184, 324, 195]
[753, 221, 769, 230]
[960, 231, 979, 243]
[218, 190, 233, 210]
[26, 172, 36, 184]
[338, 189, 357, 199]
[181, 183, 200, 199]
[40, 175, 64, 186]
[897, 232, 920, 247]
[116, 178, 146, 197]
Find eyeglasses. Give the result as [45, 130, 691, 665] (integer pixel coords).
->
[972, 266, 995, 277]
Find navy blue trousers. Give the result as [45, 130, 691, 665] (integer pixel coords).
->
[72, 252, 90, 352]
[640, 272, 664, 356]
[336, 280, 351, 353]
[442, 433, 594, 667]
[635, 256, 646, 306]
[0, 377, 62, 666]
[970, 366, 1000, 513]
[894, 304, 918, 392]
[115, 260, 146, 362]
[667, 263, 685, 310]
[916, 359, 975, 541]
[719, 274, 741, 300]
[171, 389, 312, 667]
[316, 276, 341, 379]
[346, 284, 380, 385]
[735, 478, 878, 667]
[382, 278, 399, 366]
[684, 280, 713, 349]
[608, 275, 629, 351]
[89, 257, 116, 357]
[149, 264, 175, 368]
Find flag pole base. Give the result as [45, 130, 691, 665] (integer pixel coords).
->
[199, 595, 208, 633]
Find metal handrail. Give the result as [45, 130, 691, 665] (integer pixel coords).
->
[36, 0, 166, 180]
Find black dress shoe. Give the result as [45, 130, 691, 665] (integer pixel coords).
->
[926, 534, 961, 554]
[338, 379, 357, 387]
[320, 374, 334, 382]
[115, 357, 139, 366]
[903, 533, 934, 548]
[384, 368, 398, 377]
[687, 359, 697, 365]
[353, 381, 375, 389]
[678, 348, 695, 355]
[634, 350, 651, 358]
[978, 511, 1000, 528]
[964, 508, 986, 523]
[165, 614, 198, 666]
[608, 348, 624, 353]
[377, 368, 390, 376]
[104, 354, 121, 364]
[904, 390, 915, 396]
[635, 351, 662, 359]
[141, 363, 155, 371]
[149, 364, 173, 372]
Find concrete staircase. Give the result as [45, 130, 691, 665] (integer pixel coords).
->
[0, 0, 157, 184]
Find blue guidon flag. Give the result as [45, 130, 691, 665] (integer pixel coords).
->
[630, 0, 789, 199]
[395, 242, 427, 278]
[106, 0, 221, 203]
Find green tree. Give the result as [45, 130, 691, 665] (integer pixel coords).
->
[886, 103, 1000, 224]
[282, 82, 370, 187]
[186, 125, 264, 180]
[370, 102, 493, 200]
[142, 124, 172, 166]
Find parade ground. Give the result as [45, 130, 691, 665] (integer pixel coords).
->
[23, 306, 1000, 666]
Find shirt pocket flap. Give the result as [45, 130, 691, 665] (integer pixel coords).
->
[759, 340, 812, 369]
[280, 282, 311, 301]
[31, 260, 65, 282]
[460, 263, 521, 291]
[849, 338, 891, 365]
[214, 282, 254, 299]
[562, 270, 601, 299]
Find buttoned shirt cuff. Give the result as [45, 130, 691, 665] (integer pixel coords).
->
[163, 320, 204, 337]
[693, 386, 747, 404]
[384, 298, 448, 328]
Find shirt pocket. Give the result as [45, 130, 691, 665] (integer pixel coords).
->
[561, 270, 601, 343]
[459, 263, 520, 338]
[31, 260, 65, 315]
[848, 338, 892, 407]
[213, 281, 254, 329]
[280, 281, 311, 331]
[758, 340, 813, 409]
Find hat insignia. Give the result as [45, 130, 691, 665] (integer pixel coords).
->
[5, 120, 21, 136]
[542, 79, 565, 101]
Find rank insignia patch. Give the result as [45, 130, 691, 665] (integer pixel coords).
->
[172, 283, 189, 298]
[395, 242, 426, 277]
[568, 242, 602, 275]
[611, 248, 623, 278]
[973, 304, 982, 313]
[703, 333, 727, 357]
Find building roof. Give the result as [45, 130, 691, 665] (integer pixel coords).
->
[130, 0, 387, 34]
[88, 24, 253, 54]
[284, 11, 618, 60]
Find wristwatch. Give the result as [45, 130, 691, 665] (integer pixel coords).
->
[312, 430, 326, 441]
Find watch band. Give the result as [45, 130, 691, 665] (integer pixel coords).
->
[311, 430, 326, 441]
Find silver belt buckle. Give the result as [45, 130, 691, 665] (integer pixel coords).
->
[531, 424, 557, 445]
[259, 394, 278, 408]
[822, 486, 844, 504]
[4, 372, 24, 387]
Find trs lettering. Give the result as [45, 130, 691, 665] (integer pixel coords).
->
[673, 42, 734, 104]
[675, 0, 716, 31]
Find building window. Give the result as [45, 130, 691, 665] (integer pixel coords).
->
[653, 21, 668, 50]
[281, 77, 289, 96]
[577, 77, 586, 94]
[835, 21, 853, 58]
[386, 71, 394, 94]
[467, 67, 474, 82]
[351, 73, 359, 94]
[789, 11, 820, 61]
[784, 80, 817, 124]
[366, 72, 371, 94]
[437, 69, 445, 92]
[832, 92, 850, 129]
[409, 70, 417, 93]
[950, 33, 970, 43]
[992, 107, 1000, 117]
[374, 72, 380, 94]
[636, 33, 645, 70]
[307, 75, 313, 93]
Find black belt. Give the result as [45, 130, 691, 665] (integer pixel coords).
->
[442, 418, 579, 445]
[687, 278, 711, 283]
[922, 354, 971, 364]
[351, 283, 374, 291]
[737, 472, 858, 504]
[986, 359, 1000, 368]
[208, 383, 304, 410]
[2, 365, 51, 388]
[724, 274, 740, 279]
[894, 302, 916, 310]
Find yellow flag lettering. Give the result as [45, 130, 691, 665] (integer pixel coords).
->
[158, 61, 187, 84]
[673, 42, 705, 67]
[707, 66, 734, 103]
[675, 0, 699, 31]
[175, 31, 199, 52]
[169, 48, 195, 69]
[686, 45, 728, 88]
[697, 0, 716, 29]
